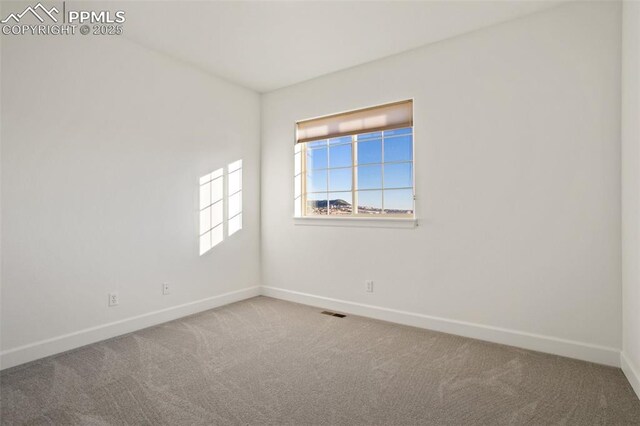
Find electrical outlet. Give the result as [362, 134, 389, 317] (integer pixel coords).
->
[162, 282, 170, 295]
[108, 292, 119, 307]
[365, 280, 374, 293]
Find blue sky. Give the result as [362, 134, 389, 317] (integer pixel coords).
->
[305, 128, 413, 210]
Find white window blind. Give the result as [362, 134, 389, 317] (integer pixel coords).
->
[296, 100, 413, 144]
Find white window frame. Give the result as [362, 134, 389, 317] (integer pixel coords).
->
[294, 128, 417, 228]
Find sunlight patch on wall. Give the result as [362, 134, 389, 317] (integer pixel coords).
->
[228, 159, 243, 236]
[199, 168, 224, 255]
[199, 160, 243, 255]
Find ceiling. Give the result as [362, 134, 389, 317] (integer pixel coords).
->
[120, 1, 565, 93]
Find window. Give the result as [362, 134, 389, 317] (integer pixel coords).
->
[200, 168, 224, 255]
[294, 100, 414, 218]
[227, 159, 242, 236]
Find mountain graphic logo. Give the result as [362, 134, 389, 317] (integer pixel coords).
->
[1, 3, 59, 24]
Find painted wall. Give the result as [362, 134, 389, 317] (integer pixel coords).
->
[261, 2, 622, 364]
[622, 0, 640, 397]
[1, 34, 261, 367]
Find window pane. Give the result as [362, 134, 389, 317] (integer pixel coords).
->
[329, 136, 351, 145]
[228, 170, 241, 194]
[199, 182, 211, 209]
[384, 163, 412, 188]
[211, 177, 223, 203]
[384, 127, 412, 137]
[383, 189, 414, 214]
[358, 131, 382, 141]
[299, 126, 414, 218]
[384, 134, 412, 162]
[329, 192, 353, 215]
[357, 165, 382, 190]
[307, 147, 328, 169]
[357, 139, 382, 164]
[307, 169, 327, 192]
[200, 206, 211, 234]
[329, 144, 352, 168]
[229, 213, 242, 236]
[307, 140, 327, 149]
[211, 224, 224, 247]
[306, 193, 328, 215]
[329, 168, 352, 191]
[356, 190, 382, 214]
[229, 191, 242, 217]
[211, 201, 223, 227]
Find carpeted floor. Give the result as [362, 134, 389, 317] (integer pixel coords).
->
[1, 296, 639, 425]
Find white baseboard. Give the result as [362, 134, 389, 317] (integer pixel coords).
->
[0, 286, 260, 371]
[0, 285, 625, 373]
[621, 352, 640, 400]
[261, 286, 621, 367]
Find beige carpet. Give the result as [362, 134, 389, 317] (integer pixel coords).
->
[1, 296, 639, 425]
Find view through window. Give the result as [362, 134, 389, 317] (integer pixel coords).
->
[297, 127, 414, 217]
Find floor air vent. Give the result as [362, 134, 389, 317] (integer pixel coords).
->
[321, 311, 346, 318]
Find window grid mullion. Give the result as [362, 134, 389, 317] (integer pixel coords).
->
[310, 186, 412, 193]
[325, 140, 330, 215]
[352, 134, 357, 216]
[302, 144, 307, 215]
[381, 132, 385, 212]
[305, 159, 411, 172]
[309, 187, 413, 192]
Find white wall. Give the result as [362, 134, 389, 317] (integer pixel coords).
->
[1, 34, 261, 368]
[622, 0, 640, 398]
[261, 2, 622, 365]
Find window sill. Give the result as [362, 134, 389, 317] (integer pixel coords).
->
[293, 216, 417, 229]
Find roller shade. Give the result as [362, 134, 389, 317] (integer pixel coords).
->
[296, 100, 413, 144]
